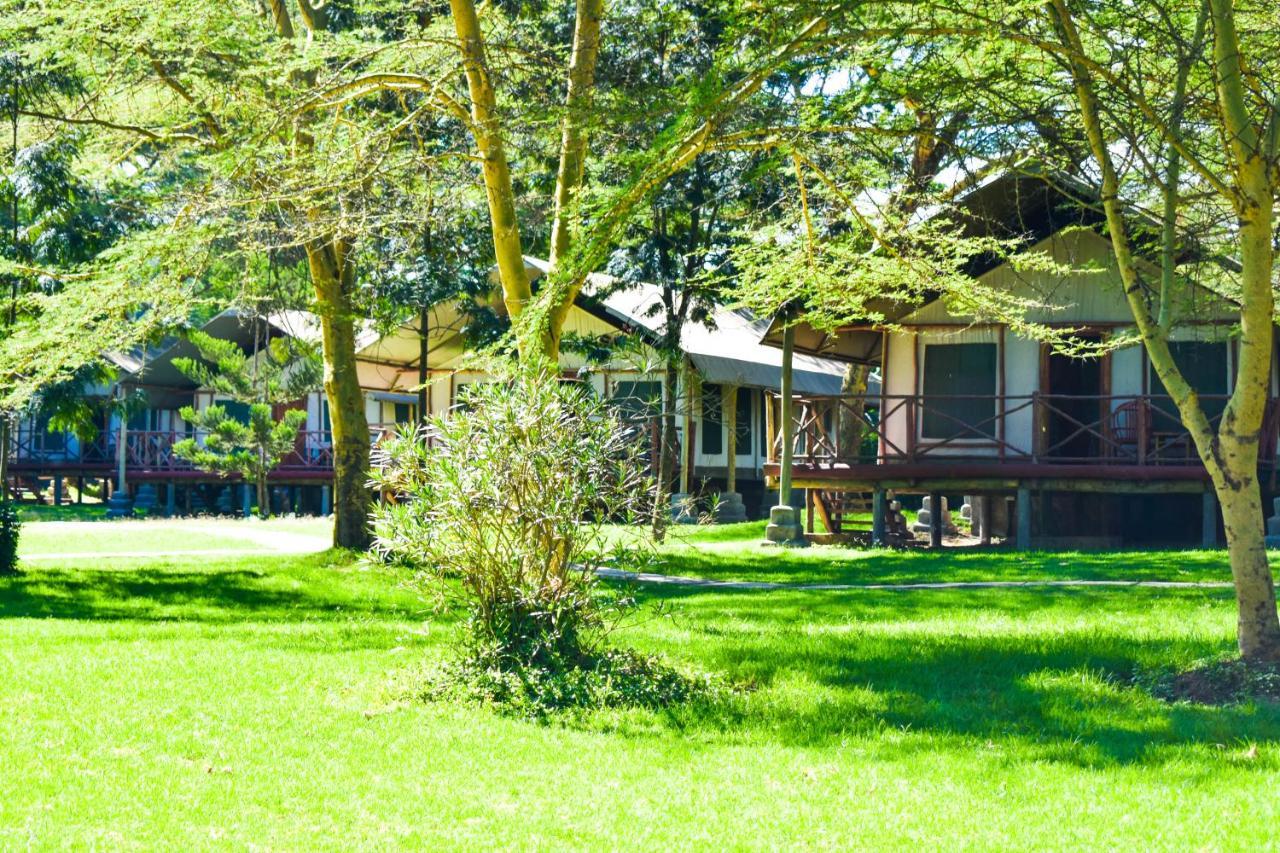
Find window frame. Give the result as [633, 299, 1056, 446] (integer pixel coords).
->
[918, 340, 1000, 444]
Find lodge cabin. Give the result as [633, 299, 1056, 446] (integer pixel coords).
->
[8, 264, 852, 518]
[762, 171, 1280, 549]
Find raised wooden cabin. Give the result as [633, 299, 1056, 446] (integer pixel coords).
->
[762, 172, 1280, 548]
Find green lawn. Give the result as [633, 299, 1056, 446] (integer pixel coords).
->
[1, 522, 1278, 848]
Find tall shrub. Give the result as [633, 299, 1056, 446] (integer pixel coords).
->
[371, 363, 649, 670]
[0, 501, 20, 575]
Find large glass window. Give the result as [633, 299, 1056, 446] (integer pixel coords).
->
[735, 387, 753, 458]
[1149, 341, 1229, 424]
[701, 384, 724, 454]
[921, 343, 997, 440]
[611, 380, 662, 422]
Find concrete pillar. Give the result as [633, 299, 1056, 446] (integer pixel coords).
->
[165, 481, 176, 518]
[1016, 486, 1032, 550]
[320, 484, 331, 516]
[241, 483, 252, 518]
[871, 488, 886, 546]
[53, 475, 63, 506]
[765, 321, 804, 545]
[979, 496, 993, 546]
[1202, 488, 1217, 548]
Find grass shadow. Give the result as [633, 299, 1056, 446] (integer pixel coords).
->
[610, 583, 1280, 767]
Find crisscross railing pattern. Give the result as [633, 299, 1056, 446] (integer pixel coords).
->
[767, 392, 1276, 469]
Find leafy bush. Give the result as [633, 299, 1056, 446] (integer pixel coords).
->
[0, 500, 21, 574]
[396, 646, 726, 721]
[371, 363, 652, 673]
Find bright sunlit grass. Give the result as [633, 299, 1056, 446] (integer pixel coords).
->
[1, 520, 1277, 847]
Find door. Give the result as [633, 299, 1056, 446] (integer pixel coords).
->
[1042, 342, 1105, 461]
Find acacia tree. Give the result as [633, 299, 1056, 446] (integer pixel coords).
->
[1037, 0, 1280, 660]
[0, 0, 444, 548]
[770, 0, 1280, 659]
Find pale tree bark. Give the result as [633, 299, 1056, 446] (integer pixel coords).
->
[306, 238, 372, 550]
[443, 2, 829, 361]
[273, 0, 373, 549]
[1050, 0, 1280, 660]
[548, 0, 605, 268]
[838, 362, 871, 457]
[447, 0, 534, 329]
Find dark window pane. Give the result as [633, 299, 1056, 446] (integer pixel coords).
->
[921, 343, 997, 439]
[611, 381, 662, 421]
[1149, 342, 1228, 425]
[701, 384, 724, 454]
[735, 387, 753, 457]
[220, 401, 252, 425]
[394, 403, 412, 424]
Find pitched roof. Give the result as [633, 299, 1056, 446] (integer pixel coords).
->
[521, 258, 859, 396]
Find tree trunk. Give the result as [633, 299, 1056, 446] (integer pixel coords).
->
[306, 241, 371, 550]
[1050, 0, 1280, 660]
[0, 416, 9, 502]
[838, 362, 870, 458]
[650, 360, 681, 542]
[257, 471, 269, 520]
[447, 0, 533, 329]
[1216, 447, 1280, 660]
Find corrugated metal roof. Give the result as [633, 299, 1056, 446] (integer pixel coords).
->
[523, 258, 864, 395]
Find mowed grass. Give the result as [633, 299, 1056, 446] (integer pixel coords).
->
[18, 517, 332, 557]
[642, 521, 1238, 585]
[2, 522, 1279, 848]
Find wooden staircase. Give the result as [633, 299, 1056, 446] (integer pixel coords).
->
[809, 489, 916, 546]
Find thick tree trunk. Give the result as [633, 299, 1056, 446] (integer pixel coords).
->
[838, 363, 871, 458]
[1216, 448, 1280, 660]
[306, 241, 371, 550]
[447, 0, 533, 329]
[257, 471, 269, 520]
[1051, 0, 1280, 660]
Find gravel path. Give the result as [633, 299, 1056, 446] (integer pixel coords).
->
[593, 568, 1235, 591]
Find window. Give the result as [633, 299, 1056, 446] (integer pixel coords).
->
[1149, 341, 1229, 424]
[735, 387, 753, 458]
[611, 381, 662, 422]
[219, 400, 252, 425]
[701, 384, 724, 455]
[921, 343, 997, 440]
[393, 402, 414, 425]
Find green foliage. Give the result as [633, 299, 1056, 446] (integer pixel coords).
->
[171, 326, 320, 516]
[397, 646, 722, 720]
[174, 403, 308, 478]
[0, 500, 19, 574]
[173, 329, 321, 407]
[371, 361, 653, 696]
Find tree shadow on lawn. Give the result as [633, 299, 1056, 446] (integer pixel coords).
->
[0, 554, 425, 624]
[650, 545, 1234, 586]
[621, 584, 1280, 768]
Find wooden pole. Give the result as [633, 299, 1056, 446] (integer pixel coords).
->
[778, 323, 796, 508]
[871, 487, 886, 545]
[723, 384, 739, 494]
[680, 360, 696, 496]
[417, 304, 429, 423]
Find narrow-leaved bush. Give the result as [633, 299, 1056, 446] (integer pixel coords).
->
[371, 362, 651, 674]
